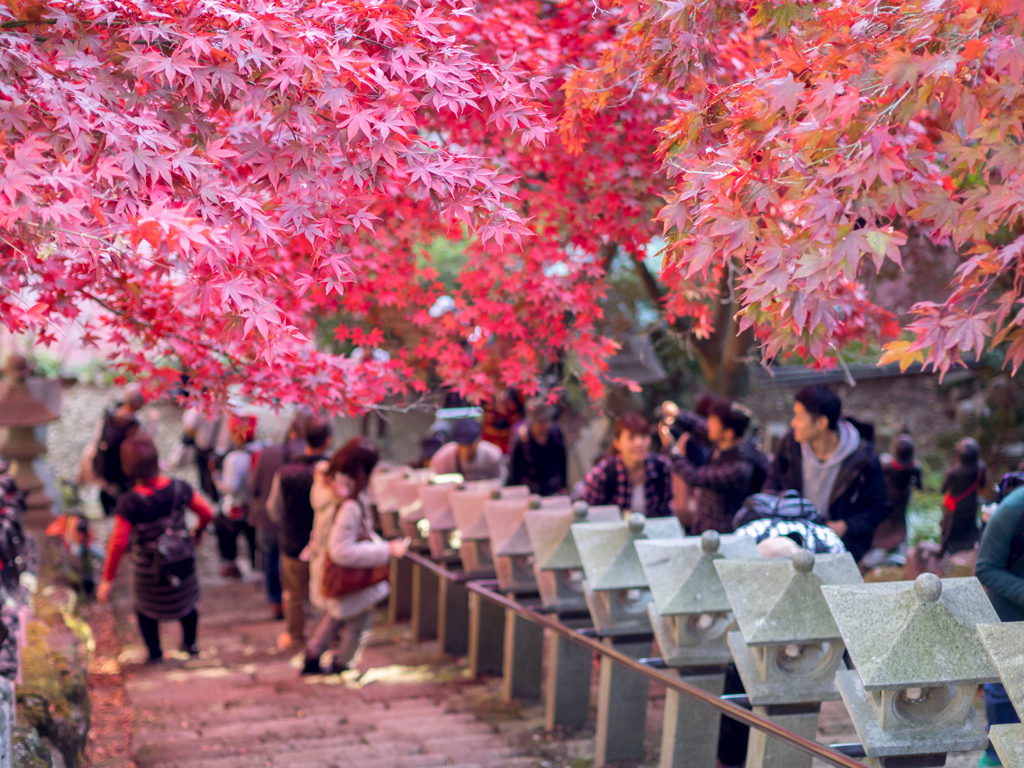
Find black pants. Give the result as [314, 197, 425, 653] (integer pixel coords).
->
[214, 516, 256, 567]
[137, 610, 198, 661]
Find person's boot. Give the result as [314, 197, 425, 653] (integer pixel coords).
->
[300, 657, 322, 676]
[181, 643, 200, 657]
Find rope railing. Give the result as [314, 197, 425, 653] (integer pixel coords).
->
[402, 551, 870, 768]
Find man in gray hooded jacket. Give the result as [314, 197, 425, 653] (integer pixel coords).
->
[763, 384, 891, 562]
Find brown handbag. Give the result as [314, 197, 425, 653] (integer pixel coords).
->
[321, 499, 390, 599]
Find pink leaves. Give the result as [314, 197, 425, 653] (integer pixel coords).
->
[765, 73, 804, 116]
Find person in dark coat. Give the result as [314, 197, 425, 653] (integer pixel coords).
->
[508, 398, 567, 496]
[763, 385, 891, 562]
[940, 437, 986, 556]
[669, 399, 769, 534]
[97, 435, 213, 663]
[872, 434, 923, 552]
[975, 485, 1024, 766]
[248, 411, 310, 620]
[267, 416, 333, 650]
[91, 389, 145, 516]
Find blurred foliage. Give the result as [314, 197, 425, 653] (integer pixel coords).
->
[907, 492, 944, 546]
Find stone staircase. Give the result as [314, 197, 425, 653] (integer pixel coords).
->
[96, 535, 546, 768]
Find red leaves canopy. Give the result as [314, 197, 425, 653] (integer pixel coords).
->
[564, 0, 1024, 375]
[14, 0, 1024, 411]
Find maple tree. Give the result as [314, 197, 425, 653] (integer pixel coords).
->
[0, 0, 595, 411]
[563, 0, 1024, 378]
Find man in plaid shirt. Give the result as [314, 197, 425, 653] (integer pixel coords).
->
[582, 412, 674, 517]
[670, 399, 768, 534]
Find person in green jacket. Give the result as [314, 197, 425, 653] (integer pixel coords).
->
[974, 487, 1024, 767]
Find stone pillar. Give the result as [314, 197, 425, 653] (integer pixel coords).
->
[501, 605, 544, 701]
[594, 637, 652, 767]
[468, 590, 505, 677]
[411, 562, 439, 643]
[660, 671, 726, 768]
[437, 577, 469, 659]
[746, 704, 820, 768]
[544, 622, 593, 730]
[388, 556, 413, 623]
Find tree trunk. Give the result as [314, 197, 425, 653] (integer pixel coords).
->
[629, 253, 753, 397]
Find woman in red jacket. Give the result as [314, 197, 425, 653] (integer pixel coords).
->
[97, 435, 213, 663]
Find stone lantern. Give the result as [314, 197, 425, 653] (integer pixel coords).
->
[823, 574, 1000, 768]
[450, 485, 529, 574]
[715, 550, 863, 768]
[0, 354, 58, 527]
[638, 530, 760, 668]
[524, 500, 620, 613]
[486, 495, 570, 594]
[417, 480, 464, 560]
[978, 622, 1024, 768]
[573, 512, 684, 636]
[369, 466, 412, 540]
[523, 500, 621, 732]
[573, 512, 684, 767]
[636, 530, 760, 768]
[391, 469, 434, 542]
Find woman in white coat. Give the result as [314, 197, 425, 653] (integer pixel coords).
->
[302, 438, 407, 676]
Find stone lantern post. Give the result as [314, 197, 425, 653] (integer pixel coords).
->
[636, 530, 760, 768]
[823, 574, 1000, 768]
[523, 500, 621, 732]
[0, 355, 58, 528]
[573, 512, 684, 766]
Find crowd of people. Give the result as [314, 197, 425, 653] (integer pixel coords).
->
[84, 383, 1024, 765]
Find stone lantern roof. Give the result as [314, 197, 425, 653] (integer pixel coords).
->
[636, 531, 759, 616]
[487, 495, 570, 558]
[450, 484, 525, 540]
[979, 622, 1024, 716]
[524, 501, 621, 571]
[418, 481, 462, 530]
[0, 355, 58, 428]
[822, 574, 999, 690]
[573, 513, 683, 591]
[370, 467, 412, 514]
[715, 551, 862, 645]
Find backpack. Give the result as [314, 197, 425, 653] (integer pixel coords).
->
[996, 472, 1024, 503]
[733, 490, 823, 530]
[133, 483, 195, 587]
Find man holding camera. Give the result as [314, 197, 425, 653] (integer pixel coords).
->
[665, 398, 769, 534]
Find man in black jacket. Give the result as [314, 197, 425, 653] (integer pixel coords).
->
[267, 416, 332, 650]
[763, 385, 890, 562]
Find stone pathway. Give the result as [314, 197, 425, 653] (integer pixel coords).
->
[89, 532, 546, 768]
